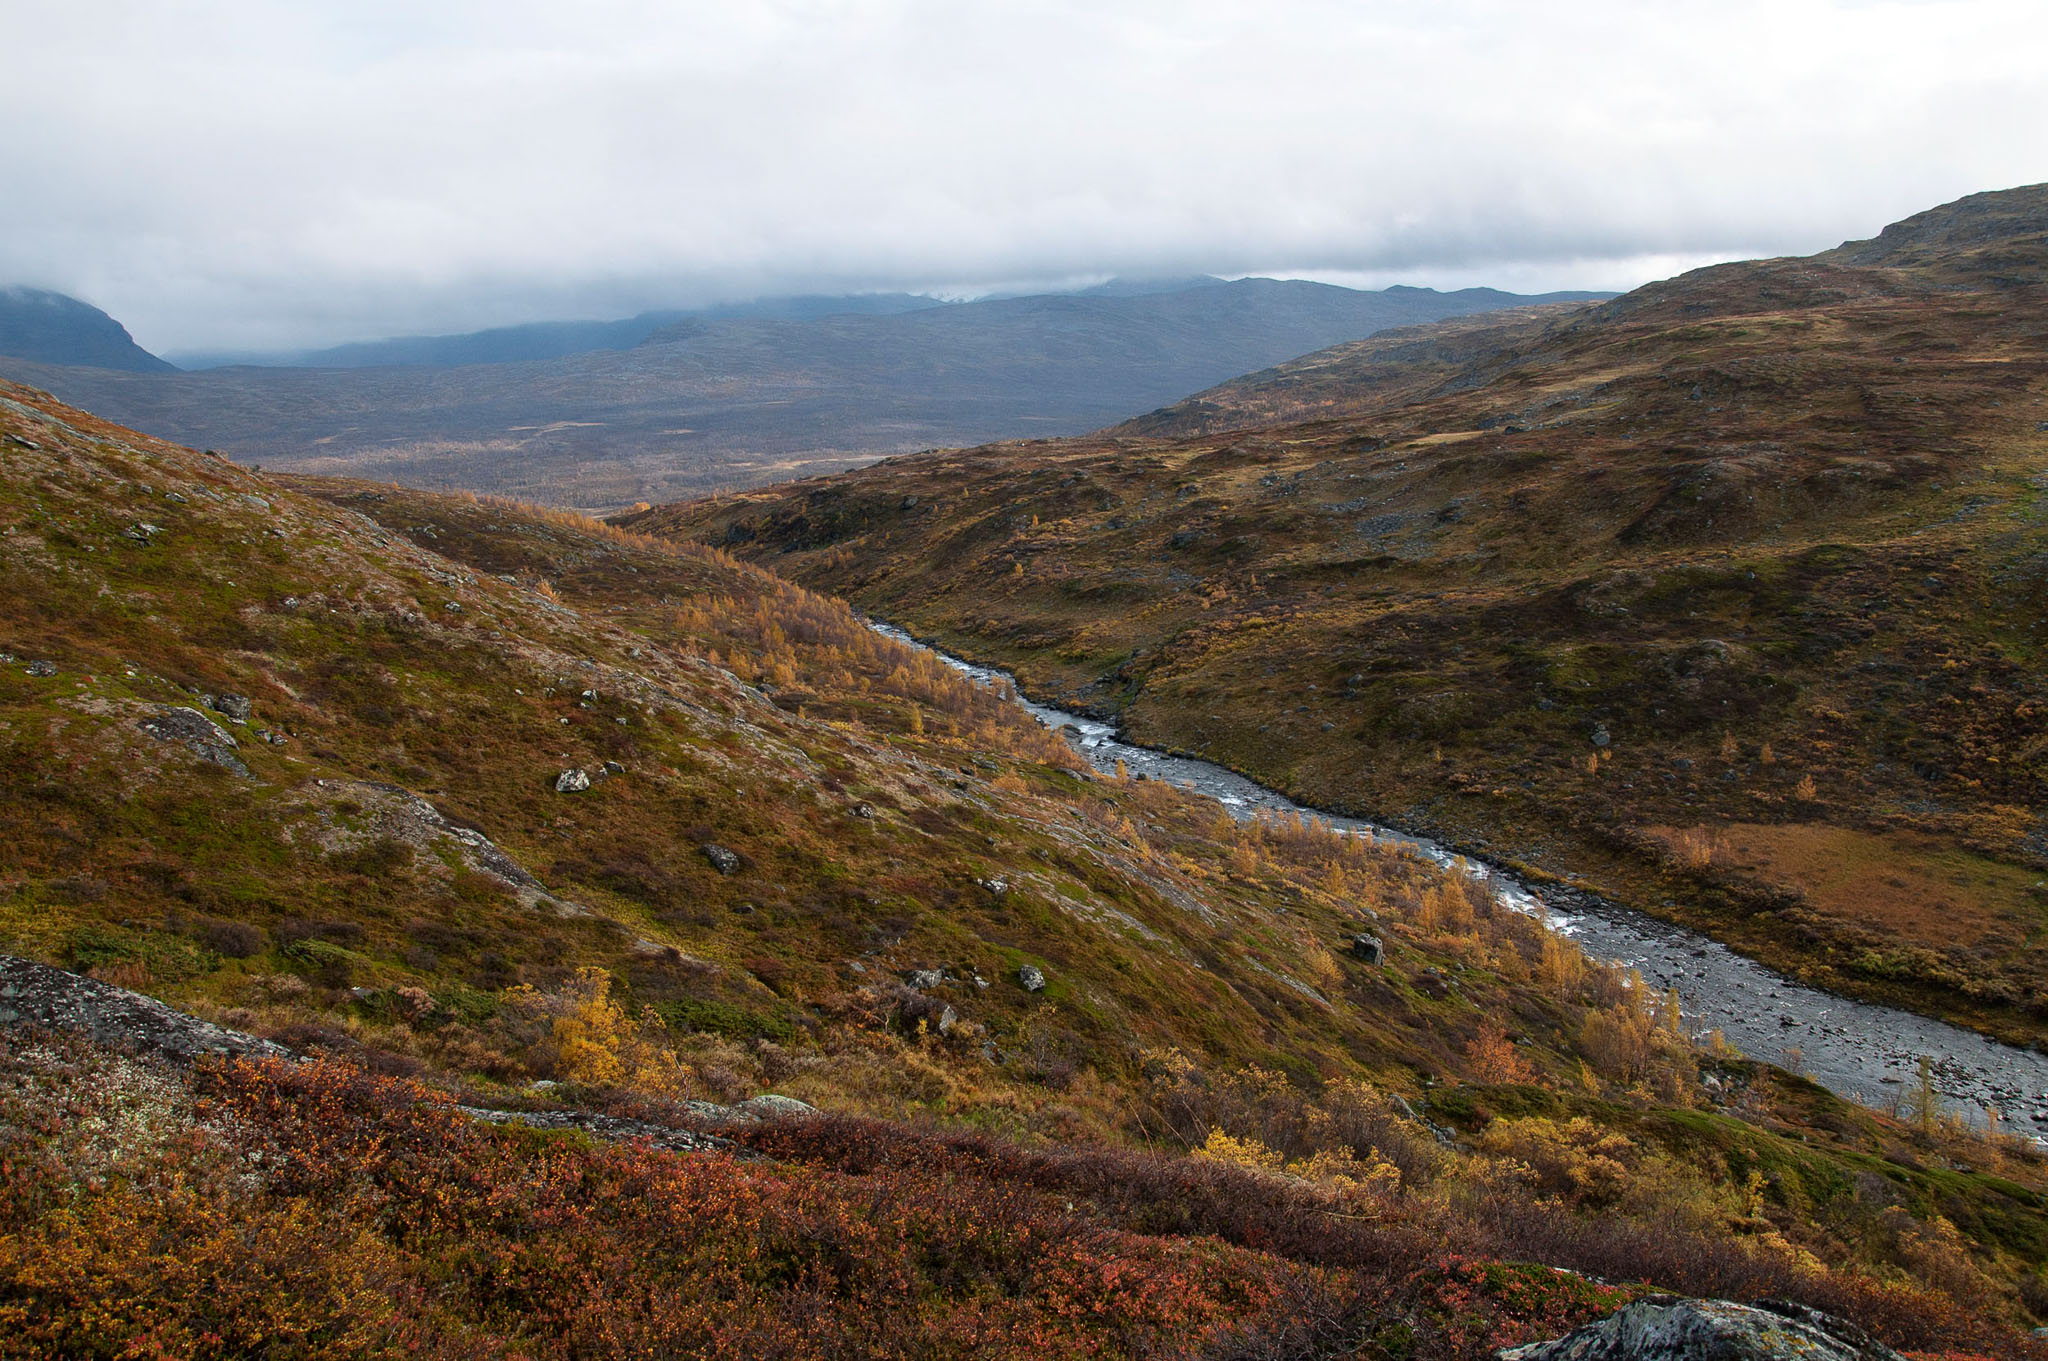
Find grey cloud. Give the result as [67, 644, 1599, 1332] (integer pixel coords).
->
[4, 0, 2045, 351]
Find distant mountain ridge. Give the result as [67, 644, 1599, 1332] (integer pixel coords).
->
[170, 293, 951, 370]
[0, 286, 173, 373]
[0, 277, 1610, 508]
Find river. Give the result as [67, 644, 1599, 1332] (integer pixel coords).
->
[872, 622, 2048, 1135]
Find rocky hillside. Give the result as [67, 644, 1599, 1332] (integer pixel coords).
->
[5, 379, 2047, 1353]
[627, 183, 2048, 1051]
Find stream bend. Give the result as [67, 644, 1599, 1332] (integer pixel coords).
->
[871, 621, 2048, 1134]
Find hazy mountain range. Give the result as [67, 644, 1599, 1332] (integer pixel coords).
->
[0, 286, 175, 373]
[0, 278, 1607, 509]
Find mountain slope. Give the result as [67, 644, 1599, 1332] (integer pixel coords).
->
[5, 378, 2047, 1351]
[628, 183, 2048, 1049]
[0, 286, 174, 373]
[0, 374, 1690, 1122]
[0, 280, 1606, 509]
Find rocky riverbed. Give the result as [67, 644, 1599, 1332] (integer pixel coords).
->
[873, 622, 2048, 1135]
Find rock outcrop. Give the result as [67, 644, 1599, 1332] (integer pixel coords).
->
[1499, 1296, 1903, 1361]
[458, 1105, 734, 1153]
[0, 953, 802, 1155]
[136, 705, 249, 776]
[0, 954, 290, 1064]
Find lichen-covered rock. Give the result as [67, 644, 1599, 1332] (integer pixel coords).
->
[1498, 1296, 1903, 1361]
[0, 954, 291, 1064]
[701, 843, 741, 875]
[1018, 964, 1047, 992]
[458, 1105, 734, 1154]
[1350, 933, 1384, 964]
[209, 692, 252, 721]
[137, 706, 249, 776]
[735, 1094, 818, 1121]
[554, 767, 591, 793]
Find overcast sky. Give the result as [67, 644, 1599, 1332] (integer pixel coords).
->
[7, 0, 2046, 353]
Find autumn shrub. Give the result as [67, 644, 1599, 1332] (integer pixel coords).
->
[1, 1036, 2031, 1359]
[1475, 1116, 1638, 1209]
[193, 918, 267, 959]
[1467, 1021, 1536, 1085]
[498, 966, 691, 1094]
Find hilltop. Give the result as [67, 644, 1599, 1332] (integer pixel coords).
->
[628, 183, 2048, 1052]
[0, 279, 1605, 509]
[5, 378, 2047, 1351]
[0, 286, 174, 373]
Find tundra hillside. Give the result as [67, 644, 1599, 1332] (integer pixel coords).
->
[629, 184, 2048, 1051]
[5, 380, 2048, 1352]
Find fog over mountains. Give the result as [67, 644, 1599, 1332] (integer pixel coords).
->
[0, 276, 1605, 509]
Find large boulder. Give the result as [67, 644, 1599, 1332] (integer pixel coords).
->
[137, 706, 249, 776]
[735, 1094, 818, 1121]
[0, 954, 290, 1064]
[1499, 1297, 1902, 1361]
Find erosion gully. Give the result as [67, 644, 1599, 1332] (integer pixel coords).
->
[871, 622, 2048, 1136]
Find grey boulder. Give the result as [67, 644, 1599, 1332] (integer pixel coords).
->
[0, 954, 289, 1064]
[701, 843, 742, 875]
[137, 706, 249, 776]
[1018, 964, 1047, 993]
[1498, 1297, 1902, 1361]
[735, 1094, 818, 1121]
[554, 768, 592, 793]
